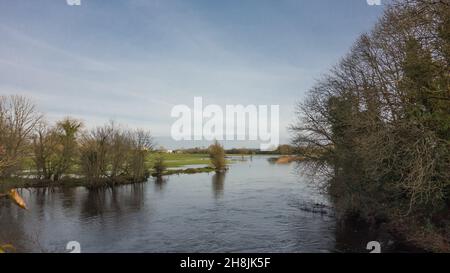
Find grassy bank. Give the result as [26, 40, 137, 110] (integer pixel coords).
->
[148, 153, 211, 168]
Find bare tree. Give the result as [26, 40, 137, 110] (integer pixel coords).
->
[79, 123, 154, 183]
[127, 129, 154, 181]
[0, 95, 42, 177]
[32, 121, 58, 180]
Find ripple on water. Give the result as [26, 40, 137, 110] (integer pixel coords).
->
[1, 156, 337, 252]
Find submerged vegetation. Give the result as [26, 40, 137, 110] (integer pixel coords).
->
[291, 0, 450, 252]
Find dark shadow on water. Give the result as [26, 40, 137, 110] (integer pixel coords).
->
[154, 176, 168, 193]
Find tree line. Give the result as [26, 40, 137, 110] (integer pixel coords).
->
[0, 95, 154, 185]
[291, 0, 449, 251]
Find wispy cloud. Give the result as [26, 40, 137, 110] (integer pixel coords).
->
[0, 24, 114, 72]
[0, 0, 384, 147]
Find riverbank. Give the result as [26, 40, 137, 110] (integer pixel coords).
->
[0, 176, 148, 190]
[0, 166, 217, 190]
[153, 166, 215, 177]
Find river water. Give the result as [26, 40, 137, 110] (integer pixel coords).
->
[0, 156, 397, 253]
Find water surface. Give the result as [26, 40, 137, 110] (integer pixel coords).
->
[1, 156, 338, 252]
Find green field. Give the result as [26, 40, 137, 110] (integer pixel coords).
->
[147, 153, 211, 168]
[147, 153, 243, 168]
[23, 153, 236, 172]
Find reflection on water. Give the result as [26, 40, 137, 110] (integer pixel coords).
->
[0, 156, 388, 253]
[212, 172, 225, 199]
[154, 176, 168, 193]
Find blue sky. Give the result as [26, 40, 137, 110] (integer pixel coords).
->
[0, 0, 386, 148]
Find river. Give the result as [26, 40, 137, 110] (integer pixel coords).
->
[0, 156, 405, 253]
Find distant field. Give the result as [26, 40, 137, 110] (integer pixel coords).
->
[23, 153, 240, 172]
[147, 153, 211, 168]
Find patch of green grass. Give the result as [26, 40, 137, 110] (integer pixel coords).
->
[147, 153, 211, 168]
[147, 153, 240, 168]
